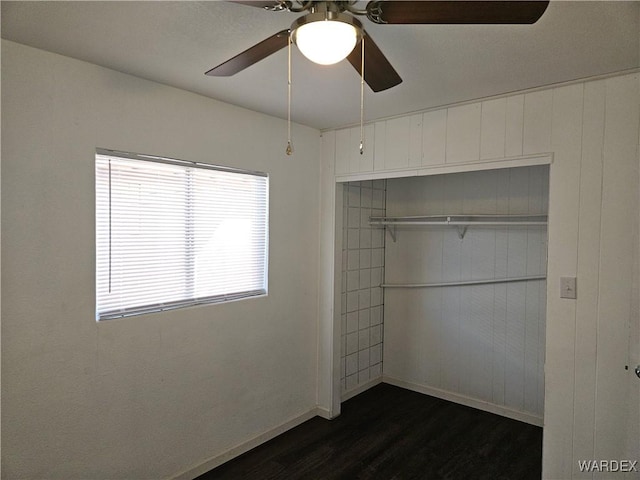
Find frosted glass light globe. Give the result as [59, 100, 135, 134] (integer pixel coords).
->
[294, 20, 358, 65]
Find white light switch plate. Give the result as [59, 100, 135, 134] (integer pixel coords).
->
[560, 276, 577, 299]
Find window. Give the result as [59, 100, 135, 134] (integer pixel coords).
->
[95, 149, 268, 320]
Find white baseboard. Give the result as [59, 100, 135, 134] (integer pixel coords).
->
[316, 405, 335, 420]
[171, 408, 319, 480]
[383, 376, 544, 427]
[341, 376, 383, 402]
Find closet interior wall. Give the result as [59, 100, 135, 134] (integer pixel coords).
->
[340, 180, 386, 397]
[382, 166, 549, 423]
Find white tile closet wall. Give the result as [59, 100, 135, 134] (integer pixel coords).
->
[340, 181, 386, 396]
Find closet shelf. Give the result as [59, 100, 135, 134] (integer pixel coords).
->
[369, 214, 547, 240]
[381, 275, 547, 289]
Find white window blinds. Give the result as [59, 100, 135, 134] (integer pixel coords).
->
[96, 150, 268, 320]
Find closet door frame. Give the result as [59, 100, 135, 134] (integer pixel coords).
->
[320, 151, 553, 419]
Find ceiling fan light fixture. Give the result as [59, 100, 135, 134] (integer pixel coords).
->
[292, 12, 362, 66]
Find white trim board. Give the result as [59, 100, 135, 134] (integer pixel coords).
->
[170, 408, 319, 480]
[383, 376, 544, 427]
[335, 153, 552, 183]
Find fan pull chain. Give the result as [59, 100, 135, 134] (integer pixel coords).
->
[286, 32, 293, 156]
[359, 36, 365, 155]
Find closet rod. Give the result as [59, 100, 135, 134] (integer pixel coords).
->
[381, 275, 546, 289]
[371, 214, 547, 219]
[369, 214, 548, 227]
[372, 220, 547, 226]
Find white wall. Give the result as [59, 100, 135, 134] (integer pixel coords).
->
[321, 72, 640, 480]
[383, 166, 548, 425]
[1, 40, 321, 480]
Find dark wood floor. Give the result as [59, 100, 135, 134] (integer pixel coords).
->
[196, 383, 542, 480]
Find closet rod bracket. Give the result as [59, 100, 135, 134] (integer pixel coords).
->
[387, 225, 396, 242]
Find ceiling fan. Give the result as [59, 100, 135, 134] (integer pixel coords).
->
[205, 1, 550, 92]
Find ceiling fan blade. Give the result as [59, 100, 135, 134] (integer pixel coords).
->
[205, 29, 289, 77]
[347, 31, 402, 92]
[367, 1, 549, 25]
[228, 1, 289, 9]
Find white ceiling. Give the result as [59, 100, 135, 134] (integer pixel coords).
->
[2, 1, 639, 130]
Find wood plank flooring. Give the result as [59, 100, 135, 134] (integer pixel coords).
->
[196, 383, 542, 480]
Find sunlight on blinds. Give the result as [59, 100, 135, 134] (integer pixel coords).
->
[96, 151, 268, 320]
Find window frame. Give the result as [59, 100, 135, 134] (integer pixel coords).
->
[95, 148, 269, 321]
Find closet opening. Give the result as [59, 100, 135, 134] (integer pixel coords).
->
[337, 164, 549, 428]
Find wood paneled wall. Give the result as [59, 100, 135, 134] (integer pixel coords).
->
[321, 72, 639, 480]
[383, 167, 548, 424]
